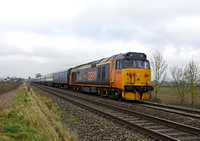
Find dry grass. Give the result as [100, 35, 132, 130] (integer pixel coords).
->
[0, 85, 77, 141]
[0, 82, 20, 94]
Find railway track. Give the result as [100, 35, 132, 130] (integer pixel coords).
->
[32, 84, 200, 141]
[136, 101, 200, 119]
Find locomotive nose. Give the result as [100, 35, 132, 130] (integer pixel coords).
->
[124, 69, 151, 86]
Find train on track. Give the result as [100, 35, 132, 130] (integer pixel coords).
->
[31, 52, 154, 100]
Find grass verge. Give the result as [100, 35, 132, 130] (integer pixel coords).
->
[0, 85, 77, 141]
[0, 82, 21, 94]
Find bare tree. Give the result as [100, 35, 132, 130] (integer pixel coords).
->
[150, 50, 168, 100]
[184, 60, 200, 106]
[35, 73, 42, 78]
[170, 65, 187, 104]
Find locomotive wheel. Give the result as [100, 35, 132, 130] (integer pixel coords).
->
[115, 90, 122, 101]
[100, 89, 104, 97]
[73, 86, 76, 92]
[76, 87, 79, 92]
[97, 89, 101, 95]
[114, 91, 118, 97]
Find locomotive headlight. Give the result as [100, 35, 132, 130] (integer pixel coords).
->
[146, 82, 150, 86]
[137, 73, 140, 77]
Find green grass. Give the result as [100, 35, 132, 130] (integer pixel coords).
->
[67, 115, 78, 124]
[158, 87, 175, 93]
[0, 85, 77, 141]
[149, 87, 200, 107]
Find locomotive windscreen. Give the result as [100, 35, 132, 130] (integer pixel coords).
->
[122, 60, 150, 69]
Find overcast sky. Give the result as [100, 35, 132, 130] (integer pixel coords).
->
[1, 0, 200, 79]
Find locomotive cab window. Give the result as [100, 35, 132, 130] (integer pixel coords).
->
[123, 60, 137, 69]
[122, 60, 150, 69]
[116, 60, 122, 70]
[137, 61, 150, 69]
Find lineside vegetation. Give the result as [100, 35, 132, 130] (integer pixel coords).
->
[0, 85, 76, 141]
[0, 82, 21, 94]
[150, 50, 200, 107]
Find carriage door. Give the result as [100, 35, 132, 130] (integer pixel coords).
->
[110, 60, 115, 84]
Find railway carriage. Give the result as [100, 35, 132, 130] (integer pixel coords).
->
[45, 73, 54, 86]
[40, 77, 45, 85]
[53, 70, 70, 88]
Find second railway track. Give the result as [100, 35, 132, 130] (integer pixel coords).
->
[138, 101, 200, 118]
[32, 84, 200, 141]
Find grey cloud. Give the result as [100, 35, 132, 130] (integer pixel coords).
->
[1, 0, 200, 78]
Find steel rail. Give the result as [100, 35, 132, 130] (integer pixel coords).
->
[134, 103, 200, 119]
[140, 101, 200, 115]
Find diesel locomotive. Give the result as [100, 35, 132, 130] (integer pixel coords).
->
[32, 52, 154, 100]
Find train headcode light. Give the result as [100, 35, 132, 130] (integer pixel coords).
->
[129, 72, 133, 77]
[145, 73, 149, 77]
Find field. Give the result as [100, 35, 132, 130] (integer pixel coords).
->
[149, 87, 200, 108]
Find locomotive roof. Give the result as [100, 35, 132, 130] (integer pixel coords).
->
[72, 52, 147, 70]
